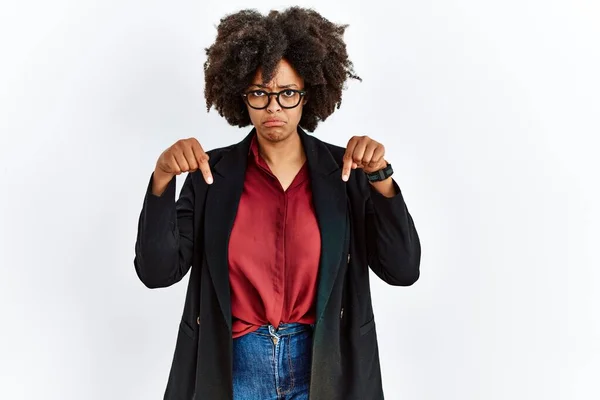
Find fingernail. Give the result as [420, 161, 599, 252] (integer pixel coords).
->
[207, 176, 213, 184]
[342, 174, 349, 181]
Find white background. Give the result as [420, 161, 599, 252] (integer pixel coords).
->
[1, 1, 599, 399]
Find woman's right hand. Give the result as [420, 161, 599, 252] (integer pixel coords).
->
[152, 138, 213, 195]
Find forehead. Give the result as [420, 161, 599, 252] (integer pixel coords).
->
[251, 59, 304, 88]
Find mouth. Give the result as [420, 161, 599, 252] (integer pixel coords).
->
[263, 120, 286, 127]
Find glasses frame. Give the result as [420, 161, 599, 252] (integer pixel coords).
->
[242, 89, 307, 110]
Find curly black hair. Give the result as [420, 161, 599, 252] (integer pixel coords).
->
[203, 7, 361, 132]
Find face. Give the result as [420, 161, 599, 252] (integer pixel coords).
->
[244, 58, 307, 143]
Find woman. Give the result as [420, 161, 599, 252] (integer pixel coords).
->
[134, 7, 421, 400]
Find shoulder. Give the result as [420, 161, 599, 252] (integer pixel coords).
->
[308, 134, 346, 166]
[205, 142, 238, 166]
[322, 141, 346, 166]
[312, 136, 371, 195]
[183, 141, 240, 188]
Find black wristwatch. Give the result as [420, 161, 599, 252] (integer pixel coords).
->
[365, 163, 393, 182]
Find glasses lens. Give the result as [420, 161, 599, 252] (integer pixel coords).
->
[279, 90, 300, 108]
[247, 92, 268, 108]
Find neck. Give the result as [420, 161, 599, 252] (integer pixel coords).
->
[256, 129, 305, 167]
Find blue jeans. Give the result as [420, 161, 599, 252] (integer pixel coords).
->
[232, 322, 314, 400]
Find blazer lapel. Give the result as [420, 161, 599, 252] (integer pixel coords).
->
[204, 127, 347, 331]
[204, 130, 254, 332]
[298, 128, 348, 324]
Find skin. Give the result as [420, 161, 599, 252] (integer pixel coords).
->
[151, 58, 395, 197]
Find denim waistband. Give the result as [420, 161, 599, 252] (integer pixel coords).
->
[252, 322, 314, 337]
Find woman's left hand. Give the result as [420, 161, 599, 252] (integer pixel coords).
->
[341, 135, 388, 181]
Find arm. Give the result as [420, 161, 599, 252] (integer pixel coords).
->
[133, 172, 196, 289]
[365, 176, 421, 286]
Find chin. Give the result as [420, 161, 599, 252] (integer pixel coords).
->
[259, 126, 293, 142]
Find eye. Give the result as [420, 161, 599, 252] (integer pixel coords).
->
[251, 90, 267, 97]
[282, 89, 296, 97]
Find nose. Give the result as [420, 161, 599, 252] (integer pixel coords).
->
[266, 93, 281, 113]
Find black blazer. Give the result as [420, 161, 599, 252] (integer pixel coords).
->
[134, 127, 421, 399]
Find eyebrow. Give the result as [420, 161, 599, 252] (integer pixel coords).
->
[249, 83, 300, 89]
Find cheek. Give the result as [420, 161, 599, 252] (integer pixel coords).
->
[289, 106, 304, 123]
[247, 108, 261, 124]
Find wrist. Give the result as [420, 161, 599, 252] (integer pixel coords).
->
[365, 161, 393, 183]
[153, 167, 174, 182]
[151, 168, 174, 196]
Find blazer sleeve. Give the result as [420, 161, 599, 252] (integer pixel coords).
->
[364, 178, 421, 286]
[133, 172, 196, 289]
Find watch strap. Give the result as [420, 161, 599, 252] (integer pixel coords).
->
[365, 163, 393, 182]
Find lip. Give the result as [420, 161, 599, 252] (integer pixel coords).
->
[263, 119, 286, 127]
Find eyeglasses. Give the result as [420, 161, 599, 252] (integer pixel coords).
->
[242, 89, 307, 110]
